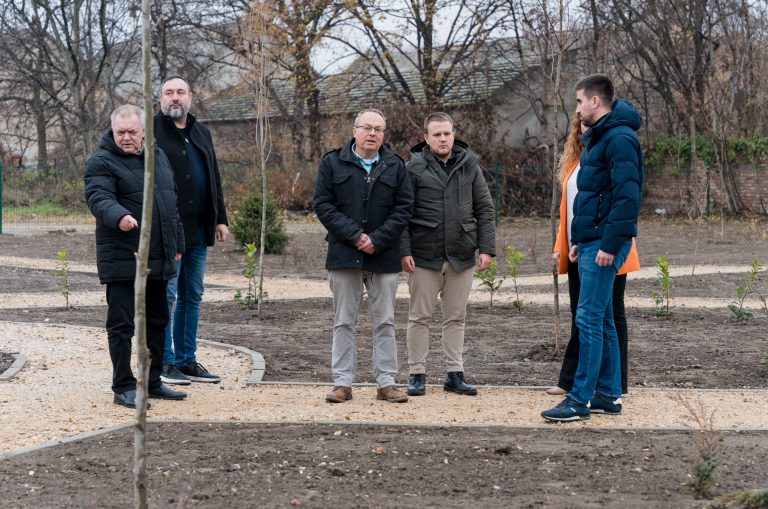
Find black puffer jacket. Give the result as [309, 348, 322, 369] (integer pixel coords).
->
[85, 130, 185, 283]
[314, 139, 413, 273]
[154, 112, 228, 248]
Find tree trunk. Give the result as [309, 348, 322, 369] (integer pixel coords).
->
[133, 1, 155, 507]
[33, 85, 48, 172]
[688, 103, 701, 218]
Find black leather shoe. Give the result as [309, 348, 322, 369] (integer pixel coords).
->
[407, 373, 426, 396]
[113, 390, 152, 409]
[443, 371, 478, 396]
[148, 383, 187, 400]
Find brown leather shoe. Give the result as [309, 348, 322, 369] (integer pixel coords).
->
[376, 385, 408, 403]
[546, 386, 567, 395]
[326, 386, 352, 403]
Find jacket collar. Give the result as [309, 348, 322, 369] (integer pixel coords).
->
[581, 99, 641, 147]
[409, 138, 476, 168]
[339, 138, 399, 167]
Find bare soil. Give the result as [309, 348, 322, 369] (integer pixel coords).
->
[1, 423, 767, 509]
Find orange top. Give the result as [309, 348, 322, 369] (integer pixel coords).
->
[553, 160, 640, 275]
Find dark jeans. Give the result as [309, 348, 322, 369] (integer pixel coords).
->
[106, 280, 168, 393]
[557, 260, 629, 394]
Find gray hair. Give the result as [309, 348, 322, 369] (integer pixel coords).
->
[110, 105, 146, 127]
[354, 108, 386, 128]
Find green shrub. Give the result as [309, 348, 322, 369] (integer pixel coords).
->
[230, 192, 289, 254]
[475, 259, 504, 308]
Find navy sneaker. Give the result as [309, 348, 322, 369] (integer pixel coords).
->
[541, 396, 591, 422]
[589, 395, 623, 415]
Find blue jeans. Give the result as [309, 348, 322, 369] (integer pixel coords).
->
[569, 239, 632, 405]
[163, 228, 208, 366]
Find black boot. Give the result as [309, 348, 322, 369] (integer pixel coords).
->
[407, 373, 426, 396]
[443, 371, 477, 396]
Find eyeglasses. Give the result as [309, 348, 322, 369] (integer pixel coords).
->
[355, 124, 385, 134]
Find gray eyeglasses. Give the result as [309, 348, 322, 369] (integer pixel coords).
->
[354, 124, 385, 134]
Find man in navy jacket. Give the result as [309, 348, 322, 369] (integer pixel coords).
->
[542, 74, 643, 422]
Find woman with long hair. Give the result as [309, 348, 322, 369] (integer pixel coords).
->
[548, 113, 640, 395]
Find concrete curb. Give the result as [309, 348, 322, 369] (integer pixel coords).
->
[198, 338, 265, 383]
[0, 352, 27, 382]
[0, 422, 134, 461]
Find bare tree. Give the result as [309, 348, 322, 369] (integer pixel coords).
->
[607, 0, 718, 217]
[242, 1, 274, 314]
[0, 0, 139, 169]
[132, 1, 155, 507]
[333, 0, 507, 110]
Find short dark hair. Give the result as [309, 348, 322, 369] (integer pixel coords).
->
[159, 75, 191, 94]
[423, 112, 454, 133]
[576, 74, 614, 108]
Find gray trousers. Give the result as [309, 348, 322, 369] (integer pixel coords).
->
[406, 262, 475, 374]
[329, 269, 399, 388]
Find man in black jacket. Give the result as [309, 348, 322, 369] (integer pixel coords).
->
[84, 105, 187, 408]
[314, 109, 413, 404]
[400, 112, 496, 397]
[154, 76, 229, 385]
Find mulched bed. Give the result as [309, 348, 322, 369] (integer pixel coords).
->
[1, 422, 766, 508]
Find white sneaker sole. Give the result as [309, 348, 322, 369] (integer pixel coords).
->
[160, 375, 192, 385]
[185, 376, 221, 383]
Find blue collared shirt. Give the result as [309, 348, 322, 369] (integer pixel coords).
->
[352, 144, 380, 174]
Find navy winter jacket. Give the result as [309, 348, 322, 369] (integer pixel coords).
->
[85, 130, 185, 283]
[154, 112, 228, 248]
[571, 99, 643, 255]
[314, 139, 413, 273]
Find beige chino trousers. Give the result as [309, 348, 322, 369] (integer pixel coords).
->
[406, 262, 475, 374]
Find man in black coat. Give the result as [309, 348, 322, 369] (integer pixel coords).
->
[314, 109, 413, 404]
[154, 76, 229, 385]
[85, 105, 187, 408]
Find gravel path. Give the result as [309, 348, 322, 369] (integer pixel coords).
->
[2, 320, 767, 457]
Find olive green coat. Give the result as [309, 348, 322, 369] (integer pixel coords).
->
[400, 140, 496, 272]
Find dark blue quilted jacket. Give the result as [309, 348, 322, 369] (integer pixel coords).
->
[571, 99, 643, 255]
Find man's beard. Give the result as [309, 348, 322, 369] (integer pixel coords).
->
[165, 105, 188, 120]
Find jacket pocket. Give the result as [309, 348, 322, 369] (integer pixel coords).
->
[409, 217, 438, 260]
[375, 172, 397, 208]
[331, 169, 355, 205]
[455, 221, 478, 259]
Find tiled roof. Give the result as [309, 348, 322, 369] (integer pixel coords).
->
[201, 39, 530, 123]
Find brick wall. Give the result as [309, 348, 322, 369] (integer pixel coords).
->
[642, 161, 768, 215]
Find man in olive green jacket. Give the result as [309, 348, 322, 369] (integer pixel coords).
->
[400, 112, 496, 397]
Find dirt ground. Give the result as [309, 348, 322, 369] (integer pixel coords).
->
[2, 423, 767, 509]
[1, 217, 767, 508]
